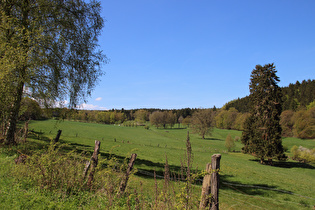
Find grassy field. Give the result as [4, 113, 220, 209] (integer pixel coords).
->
[1, 119, 314, 209]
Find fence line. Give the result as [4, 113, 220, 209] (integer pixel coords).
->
[136, 169, 315, 202]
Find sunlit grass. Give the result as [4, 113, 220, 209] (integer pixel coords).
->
[1, 119, 314, 209]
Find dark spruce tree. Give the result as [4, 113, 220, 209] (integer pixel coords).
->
[241, 63, 286, 164]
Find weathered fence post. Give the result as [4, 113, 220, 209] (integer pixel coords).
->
[118, 153, 137, 196]
[23, 120, 29, 143]
[210, 154, 221, 210]
[199, 163, 211, 209]
[87, 140, 101, 188]
[54, 130, 62, 143]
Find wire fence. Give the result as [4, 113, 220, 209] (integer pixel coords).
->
[136, 169, 315, 209]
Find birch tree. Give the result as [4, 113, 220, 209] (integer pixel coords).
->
[0, 0, 106, 144]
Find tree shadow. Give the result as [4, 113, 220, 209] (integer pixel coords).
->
[166, 128, 187, 130]
[249, 159, 315, 169]
[273, 161, 315, 169]
[220, 175, 293, 196]
[28, 131, 52, 142]
[203, 137, 223, 141]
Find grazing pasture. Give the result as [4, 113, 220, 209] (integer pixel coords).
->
[1, 119, 314, 209]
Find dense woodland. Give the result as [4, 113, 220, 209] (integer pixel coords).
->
[16, 79, 315, 139]
[225, 79, 315, 112]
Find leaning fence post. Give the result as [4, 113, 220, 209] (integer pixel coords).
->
[118, 153, 137, 196]
[54, 130, 62, 143]
[210, 154, 221, 210]
[199, 163, 211, 209]
[87, 140, 101, 188]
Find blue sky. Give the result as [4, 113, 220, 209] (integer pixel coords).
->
[80, 0, 315, 110]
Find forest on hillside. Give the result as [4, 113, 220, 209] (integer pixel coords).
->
[225, 79, 315, 112]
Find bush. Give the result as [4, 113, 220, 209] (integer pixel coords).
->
[225, 134, 235, 152]
[291, 145, 315, 163]
[13, 142, 130, 197]
[293, 107, 315, 139]
[14, 142, 86, 194]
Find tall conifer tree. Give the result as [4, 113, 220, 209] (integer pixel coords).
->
[241, 63, 286, 164]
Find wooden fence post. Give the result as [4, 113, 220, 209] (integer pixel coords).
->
[210, 154, 221, 210]
[87, 140, 101, 188]
[118, 153, 137, 196]
[199, 163, 211, 209]
[23, 120, 29, 143]
[54, 130, 62, 143]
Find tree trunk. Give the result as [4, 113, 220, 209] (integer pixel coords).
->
[5, 1, 29, 145]
[5, 77, 25, 145]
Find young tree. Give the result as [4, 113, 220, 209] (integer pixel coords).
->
[1, 0, 106, 144]
[149, 111, 164, 128]
[225, 134, 235, 152]
[178, 115, 184, 128]
[241, 63, 285, 164]
[134, 109, 149, 124]
[191, 109, 215, 139]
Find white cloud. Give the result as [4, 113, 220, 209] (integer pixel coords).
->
[95, 97, 102, 101]
[77, 103, 108, 110]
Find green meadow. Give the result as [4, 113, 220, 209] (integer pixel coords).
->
[1, 119, 314, 209]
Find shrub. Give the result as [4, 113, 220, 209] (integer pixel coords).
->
[293, 108, 315, 139]
[225, 134, 235, 152]
[13, 142, 131, 197]
[291, 145, 315, 163]
[14, 142, 86, 194]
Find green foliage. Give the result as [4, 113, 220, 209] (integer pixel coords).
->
[19, 97, 42, 121]
[293, 107, 315, 139]
[242, 63, 285, 162]
[215, 108, 248, 131]
[280, 110, 295, 137]
[15, 142, 86, 194]
[226, 79, 315, 112]
[225, 133, 235, 152]
[191, 109, 215, 139]
[149, 111, 176, 129]
[134, 109, 149, 124]
[1, 0, 106, 144]
[306, 100, 315, 110]
[291, 145, 315, 163]
[1, 120, 314, 209]
[224, 97, 251, 113]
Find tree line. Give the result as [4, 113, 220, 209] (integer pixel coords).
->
[14, 94, 314, 141]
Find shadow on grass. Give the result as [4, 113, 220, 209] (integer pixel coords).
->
[203, 137, 223, 141]
[220, 176, 293, 196]
[15, 133, 296, 198]
[249, 159, 315, 169]
[273, 161, 315, 169]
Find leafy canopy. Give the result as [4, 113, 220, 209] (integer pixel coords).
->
[0, 0, 106, 107]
